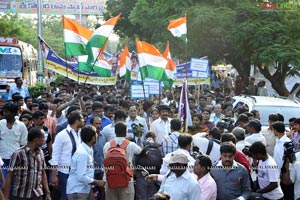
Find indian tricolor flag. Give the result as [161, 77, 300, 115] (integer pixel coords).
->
[78, 52, 111, 77]
[135, 40, 168, 81]
[119, 45, 131, 81]
[93, 54, 111, 77]
[63, 16, 93, 56]
[167, 15, 187, 43]
[86, 14, 121, 65]
[162, 41, 176, 89]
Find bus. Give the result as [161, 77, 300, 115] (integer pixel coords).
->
[0, 36, 38, 96]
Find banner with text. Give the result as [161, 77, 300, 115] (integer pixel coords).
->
[39, 36, 116, 85]
[0, 0, 106, 15]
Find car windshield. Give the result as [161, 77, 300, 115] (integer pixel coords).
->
[253, 105, 300, 126]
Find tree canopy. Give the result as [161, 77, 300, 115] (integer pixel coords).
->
[105, 0, 300, 96]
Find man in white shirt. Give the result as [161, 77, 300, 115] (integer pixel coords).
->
[158, 150, 201, 200]
[150, 105, 172, 144]
[0, 102, 28, 181]
[272, 121, 294, 200]
[67, 125, 105, 199]
[126, 103, 148, 145]
[249, 141, 284, 200]
[245, 120, 266, 145]
[232, 127, 250, 151]
[209, 104, 224, 126]
[50, 111, 85, 200]
[261, 113, 279, 157]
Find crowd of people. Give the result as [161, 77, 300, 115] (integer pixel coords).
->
[0, 73, 299, 200]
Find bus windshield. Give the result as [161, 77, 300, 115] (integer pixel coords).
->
[0, 46, 23, 78]
[0, 54, 23, 71]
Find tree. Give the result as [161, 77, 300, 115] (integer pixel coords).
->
[230, 7, 300, 96]
[42, 15, 64, 56]
[105, 0, 300, 95]
[0, 14, 37, 47]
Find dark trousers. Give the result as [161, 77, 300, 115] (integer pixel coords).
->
[281, 182, 294, 200]
[58, 171, 69, 200]
[2, 159, 14, 200]
[135, 175, 159, 200]
[13, 196, 43, 200]
[94, 172, 105, 200]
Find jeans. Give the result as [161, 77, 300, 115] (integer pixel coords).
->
[1, 159, 14, 200]
[58, 171, 69, 200]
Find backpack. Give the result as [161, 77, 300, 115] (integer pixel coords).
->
[135, 142, 163, 174]
[104, 139, 133, 189]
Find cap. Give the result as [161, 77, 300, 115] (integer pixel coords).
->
[232, 127, 245, 138]
[169, 151, 189, 164]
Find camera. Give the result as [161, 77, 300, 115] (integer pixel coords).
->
[217, 118, 235, 132]
[242, 146, 251, 157]
[283, 141, 296, 163]
[131, 123, 143, 137]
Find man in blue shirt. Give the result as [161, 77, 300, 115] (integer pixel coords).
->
[8, 77, 30, 100]
[210, 142, 251, 200]
[86, 101, 111, 130]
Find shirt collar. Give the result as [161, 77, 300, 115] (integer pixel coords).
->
[66, 125, 80, 134]
[158, 117, 171, 123]
[81, 142, 93, 154]
[199, 173, 210, 183]
[179, 170, 190, 180]
[25, 145, 41, 154]
[216, 160, 238, 168]
[171, 131, 180, 136]
[277, 134, 289, 142]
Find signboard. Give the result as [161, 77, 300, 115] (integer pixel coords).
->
[0, 0, 106, 15]
[175, 59, 209, 79]
[173, 77, 210, 86]
[190, 58, 209, 72]
[131, 84, 149, 99]
[192, 71, 209, 78]
[143, 80, 160, 95]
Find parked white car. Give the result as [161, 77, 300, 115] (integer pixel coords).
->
[232, 95, 300, 126]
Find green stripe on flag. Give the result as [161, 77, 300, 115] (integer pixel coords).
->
[140, 65, 168, 81]
[88, 35, 107, 48]
[180, 34, 187, 43]
[93, 66, 111, 77]
[122, 69, 131, 82]
[78, 62, 92, 72]
[64, 43, 87, 56]
[163, 79, 174, 90]
[86, 35, 108, 65]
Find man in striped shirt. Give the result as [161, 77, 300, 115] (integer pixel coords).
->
[161, 119, 181, 156]
[3, 127, 51, 200]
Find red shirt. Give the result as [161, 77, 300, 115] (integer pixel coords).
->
[235, 150, 251, 174]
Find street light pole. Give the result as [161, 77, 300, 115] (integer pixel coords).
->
[37, 0, 44, 84]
